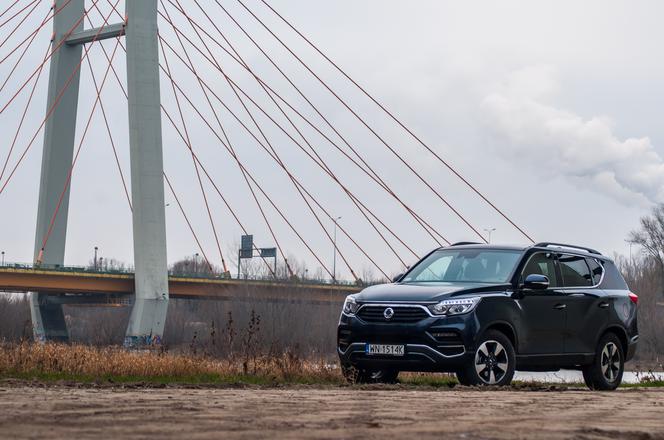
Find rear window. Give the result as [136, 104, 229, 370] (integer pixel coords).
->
[559, 254, 593, 287]
[599, 260, 629, 290]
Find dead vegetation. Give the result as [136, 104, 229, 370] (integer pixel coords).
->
[0, 342, 342, 384]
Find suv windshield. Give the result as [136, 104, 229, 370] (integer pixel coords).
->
[402, 249, 523, 284]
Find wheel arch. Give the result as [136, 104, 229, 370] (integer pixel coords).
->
[601, 325, 629, 357]
[482, 321, 518, 353]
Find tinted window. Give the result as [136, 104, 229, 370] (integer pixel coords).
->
[403, 249, 522, 283]
[559, 254, 592, 287]
[599, 260, 629, 290]
[586, 258, 603, 285]
[521, 252, 559, 287]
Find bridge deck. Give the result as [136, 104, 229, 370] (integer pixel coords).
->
[0, 267, 361, 304]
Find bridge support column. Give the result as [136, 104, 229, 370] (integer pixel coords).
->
[123, 0, 169, 346]
[31, 0, 85, 342]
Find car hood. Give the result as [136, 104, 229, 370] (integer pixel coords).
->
[354, 282, 511, 303]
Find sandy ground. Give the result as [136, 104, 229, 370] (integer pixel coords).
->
[0, 385, 663, 439]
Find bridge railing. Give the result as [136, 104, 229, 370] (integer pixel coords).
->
[0, 261, 370, 287]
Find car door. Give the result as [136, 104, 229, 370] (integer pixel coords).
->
[515, 252, 566, 355]
[561, 255, 609, 354]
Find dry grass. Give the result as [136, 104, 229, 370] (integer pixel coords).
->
[0, 342, 343, 385]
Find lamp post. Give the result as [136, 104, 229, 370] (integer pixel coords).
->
[94, 246, 98, 270]
[1, 251, 4, 266]
[625, 240, 633, 265]
[333, 216, 342, 283]
[483, 227, 496, 244]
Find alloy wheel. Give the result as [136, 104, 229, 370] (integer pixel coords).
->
[474, 340, 509, 385]
[601, 342, 621, 383]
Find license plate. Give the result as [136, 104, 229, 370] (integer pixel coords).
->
[365, 344, 404, 356]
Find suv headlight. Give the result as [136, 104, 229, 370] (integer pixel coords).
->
[342, 295, 359, 315]
[428, 297, 481, 316]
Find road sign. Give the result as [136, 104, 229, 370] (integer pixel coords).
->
[260, 248, 277, 258]
[241, 234, 253, 251]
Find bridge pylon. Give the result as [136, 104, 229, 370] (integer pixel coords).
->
[32, 0, 169, 346]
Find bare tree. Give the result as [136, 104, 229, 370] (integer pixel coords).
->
[628, 204, 664, 297]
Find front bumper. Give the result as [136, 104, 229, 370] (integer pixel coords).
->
[337, 308, 478, 372]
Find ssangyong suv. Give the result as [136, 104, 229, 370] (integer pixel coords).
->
[338, 242, 638, 390]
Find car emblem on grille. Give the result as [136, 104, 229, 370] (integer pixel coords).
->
[383, 307, 394, 320]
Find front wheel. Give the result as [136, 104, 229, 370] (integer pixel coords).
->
[582, 333, 624, 391]
[457, 330, 516, 386]
[341, 364, 399, 384]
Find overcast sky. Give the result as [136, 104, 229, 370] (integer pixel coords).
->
[1, 0, 662, 280]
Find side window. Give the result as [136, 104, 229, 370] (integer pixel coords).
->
[586, 258, 603, 285]
[559, 254, 592, 287]
[521, 252, 559, 287]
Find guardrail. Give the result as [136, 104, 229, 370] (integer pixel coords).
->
[0, 262, 370, 288]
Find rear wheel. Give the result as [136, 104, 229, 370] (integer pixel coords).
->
[341, 364, 399, 384]
[457, 330, 516, 386]
[582, 333, 624, 391]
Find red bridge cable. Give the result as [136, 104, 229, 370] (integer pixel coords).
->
[84, 45, 132, 211]
[156, 9, 448, 248]
[174, 0, 411, 268]
[0, 0, 115, 196]
[89, 9, 277, 278]
[163, 1, 361, 281]
[156, 52, 386, 281]
[160, 107, 279, 278]
[0, 0, 94, 116]
[157, 29, 228, 275]
[155, 31, 444, 265]
[158, 7, 300, 279]
[0, 7, 53, 99]
[0, 0, 40, 53]
[163, 173, 215, 273]
[0, 0, 39, 32]
[258, 0, 535, 244]
[39, 35, 122, 255]
[0, 1, 22, 22]
[231, 0, 488, 244]
[159, 47, 293, 279]
[0, 40, 50, 184]
[157, 32, 405, 277]
[0, 0, 68, 68]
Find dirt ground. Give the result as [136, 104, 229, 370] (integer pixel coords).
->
[0, 385, 663, 439]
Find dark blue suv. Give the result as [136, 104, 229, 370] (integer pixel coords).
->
[338, 243, 638, 390]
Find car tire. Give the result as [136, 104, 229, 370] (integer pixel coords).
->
[341, 364, 399, 384]
[458, 329, 516, 386]
[582, 333, 624, 391]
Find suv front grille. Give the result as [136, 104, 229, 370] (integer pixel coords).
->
[357, 305, 429, 323]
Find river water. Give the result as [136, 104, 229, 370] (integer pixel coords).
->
[514, 370, 663, 384]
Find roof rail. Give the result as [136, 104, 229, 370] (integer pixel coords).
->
[450, 242, 482, 246]
[534, 242, 601, 255]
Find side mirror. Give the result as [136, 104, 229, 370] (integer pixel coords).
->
[392, 273, 404, 283]
[523, 274, 549, 290]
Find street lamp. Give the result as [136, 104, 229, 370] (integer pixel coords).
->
[94, 246, 98, 270]
[483, 228, 496, 244]
[1, 251, 4, 266]
[333, 216, 342, 283]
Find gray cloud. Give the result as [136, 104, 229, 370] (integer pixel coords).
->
[481, 65, 664, 207]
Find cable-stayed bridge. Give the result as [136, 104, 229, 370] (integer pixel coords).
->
[0, 0, 532, 345]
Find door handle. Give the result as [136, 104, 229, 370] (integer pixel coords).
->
[598, 302, 610, 309]
[553, 303, 566, 310]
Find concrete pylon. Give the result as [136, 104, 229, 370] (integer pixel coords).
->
[31, 0, 85, 342]
[123, 0, 169, 347]
[32, 0, 169, 346]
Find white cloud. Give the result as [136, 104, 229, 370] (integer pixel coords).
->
[481, 65, 664, 206]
